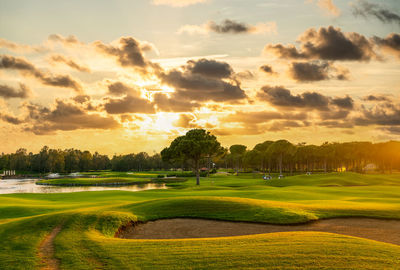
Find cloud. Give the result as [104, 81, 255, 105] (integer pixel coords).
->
[50, 54, 91, 73]
[381, 126, 400, 135]
[0, 38, 45, 53]
[257, 85, 354, 111]
[173, 113, 201, 128]
[186, 58, 233, 78]
[223, 111, 308, 124]
[319, 110, 350, 120]
[217, 111, 309, 135]
[259, 65, 276, 75]
[158, 58, 247, 102]
[331, 96, 354, 109]
[319, 120, 354, 128]
[103, 94, 155, 114]
[0, 55, 83, 92]
[363, 94, 392, 102]
[355, 101, 400, 126]
[374, 33, 400, 59]
[307, 0, 341, 17]
[257, 86, 330, 110]
[178, 20, 276, 35]
[0, 112, 24, 125]
[23, 100, 120, 135]
[95, 37, 159, 73]
[153, 93, 200, 112]
[0, 83, 31, 99]
[107, 81, 136, 96]
[48, 34, 83, 46]
[152, 0, 208, 7]
[352, 0, 400, 25]
[265, 26, 376, 61]
[288, 61, 349, 82]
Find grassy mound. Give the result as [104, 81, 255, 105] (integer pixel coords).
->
[120, 196, 317, 224]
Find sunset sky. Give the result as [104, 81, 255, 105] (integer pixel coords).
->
[0, 0, 399, 155]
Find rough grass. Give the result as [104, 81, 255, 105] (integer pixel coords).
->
[1, 172, 400, 269]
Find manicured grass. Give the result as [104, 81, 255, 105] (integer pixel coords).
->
[1, 172, 400, 269]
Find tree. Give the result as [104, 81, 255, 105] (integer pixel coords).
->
[229, 145, 247, 175]
[161, 129, 223, 185]
[267, 140, 295, 175]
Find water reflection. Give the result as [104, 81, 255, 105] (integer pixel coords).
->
[0, 179, 167, 194]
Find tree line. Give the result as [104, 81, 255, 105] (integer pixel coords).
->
[0, 146, 170, 173]
[220, 140, 400, 174]
[1, 130, 400, 176]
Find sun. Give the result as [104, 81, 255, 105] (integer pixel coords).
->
[154, 112, 179, 132]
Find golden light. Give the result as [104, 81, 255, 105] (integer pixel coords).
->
[153, 112, 179, 132]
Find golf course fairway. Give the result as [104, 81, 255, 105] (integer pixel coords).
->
[1, 172, 400, 269]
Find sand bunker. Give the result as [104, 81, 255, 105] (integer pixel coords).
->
[117, 218, 400, 245]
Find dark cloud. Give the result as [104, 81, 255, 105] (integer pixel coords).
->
[72, 95, 90, 104]
[153, 93, 200, 112]
[259, 65, 276, 75]
[104, 94, 155, 114]
[257, 86, 330, 110]
[0, 55, 82, 92]
[355, 101, 400, 126]
[0, 113, 24, 125]
[374, 33, 400, 59]
[50, 54, 91, 73]
[208, 20, 251, 34]
[95, 37, 159, 73]
[107, 82, 135, 96]
[158, 59, 247, 102]
[352, 0, 400, 25]
[257, 85, 354, 113]
[381, 126, 400, 135]
[267, 120, 307, 132]
[186, 58, 233, 78]
[331, 96, 354, 109]
[319, 110, 350, 120]
[265, 26, 376, 61]
[288, 61, 349, 82]
[363, 94, 391, 102]
[0, 83, 31, 99]
[23, 100, 120, 135]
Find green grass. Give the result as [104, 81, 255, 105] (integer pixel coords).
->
[1, 172, 400, 269]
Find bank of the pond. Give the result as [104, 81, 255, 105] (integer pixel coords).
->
[0, 178, 169, 194]
[35, 177, 187, 187]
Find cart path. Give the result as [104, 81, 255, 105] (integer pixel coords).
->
[38, 224, 62, 270]
[117, 218, 400, 245]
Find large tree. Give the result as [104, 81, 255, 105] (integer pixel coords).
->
[161, 129, 223, 185]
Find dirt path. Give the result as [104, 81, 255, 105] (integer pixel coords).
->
[38, 225, 62, 270]
[117, 218, 400, 245]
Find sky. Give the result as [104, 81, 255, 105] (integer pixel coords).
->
[0, 0, 399, 155]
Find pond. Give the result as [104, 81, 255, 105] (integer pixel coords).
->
[0, 178, 167, 194]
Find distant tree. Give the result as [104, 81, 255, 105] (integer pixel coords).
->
[267, 140, 295, 175]
[161, 129, 223, 185]
[229, 145, 247, 175]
